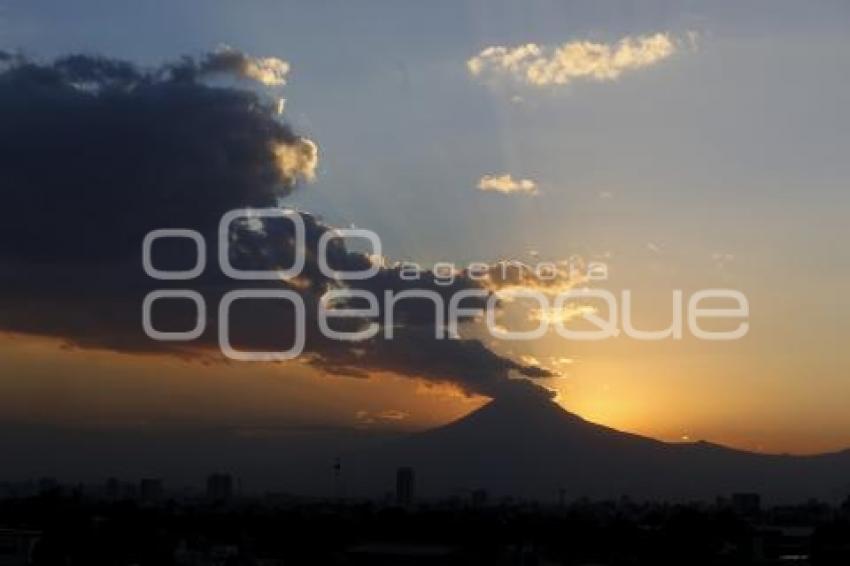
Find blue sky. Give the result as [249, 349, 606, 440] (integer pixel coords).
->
[3, 0, 840, 265]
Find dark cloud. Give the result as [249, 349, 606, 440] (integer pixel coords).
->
[0, 52, 313, 263]
[0, 51, 558, 400]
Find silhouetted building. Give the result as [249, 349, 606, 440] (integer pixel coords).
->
[206, 473, 234, 502]
[332, 457, 345, 499]
[754, 526, 815, 563]
[347, 542, 457, 565]
[104, 477, 121, 500]
[396, 467, 414, 506]
[732, 492, 761, 515]
[37, 477, 59, 496]
[139, 478, 163, 502]
[0, 528, 41, 566]
[471, 488, 488, 508]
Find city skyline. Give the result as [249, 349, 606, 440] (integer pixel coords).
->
[0, 0, 849, 479]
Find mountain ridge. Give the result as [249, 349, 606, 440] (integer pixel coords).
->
[351, 398, 850, 503]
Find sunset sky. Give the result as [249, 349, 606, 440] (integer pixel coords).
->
[1, 0, 849, 463]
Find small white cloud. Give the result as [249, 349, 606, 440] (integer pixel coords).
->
[477, 173, 538, 196]
[242, 56, 289, 86]
[468, 32, 679, 88]
[202, 45, 291, 86]
[272, 137, 318, 184]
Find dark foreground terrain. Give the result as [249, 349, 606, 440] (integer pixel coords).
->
[1, 486, 850, 565]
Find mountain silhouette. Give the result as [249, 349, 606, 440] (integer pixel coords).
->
[352, 396, 850, 503]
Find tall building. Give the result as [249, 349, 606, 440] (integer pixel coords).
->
[732, 492, 761, 515]
[471, 488, 488, 508]
[332, 457, 344, 499]
[139, 478, 163, 503]
[396, 467, 414, 506]
[206, 473, 234, 502]
[0, 528, 41, 566]
[37, 477, 59, 496]
[105, 477, 120, 500]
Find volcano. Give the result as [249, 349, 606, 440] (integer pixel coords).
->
[352, 397, 850, 503]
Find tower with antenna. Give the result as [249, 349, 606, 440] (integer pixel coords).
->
[332, 456, 344, 500]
